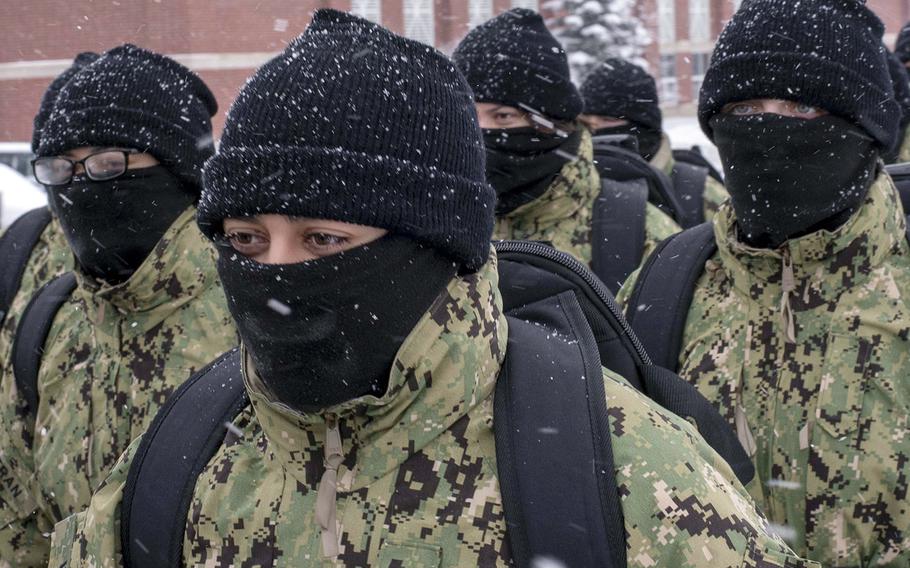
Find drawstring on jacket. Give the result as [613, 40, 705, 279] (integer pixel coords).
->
[779, 250, 797, 343]
[316, 415, 344, 558]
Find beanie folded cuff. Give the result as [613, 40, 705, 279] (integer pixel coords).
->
[467, 56, 583, 121]
[698, 51, 900, 149]
[199, 146, 494, 270]
[37, 106, 214, 190]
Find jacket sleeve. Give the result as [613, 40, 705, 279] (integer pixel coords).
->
[613, 265, 643, 312]
[49, 436, 142, 568]
[641, 203, 681, 267]
[601, 369, 820, 568]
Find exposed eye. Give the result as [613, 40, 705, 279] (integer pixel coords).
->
[793, 102, 819, 115]
[494, 111, 520, 123]
[305, 232, 348, 252]
[726, 103, 757, 116]
[225, 230, 269, 257]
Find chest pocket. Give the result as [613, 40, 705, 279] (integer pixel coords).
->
[377, 542, 441, 567]
[815, 334, 869, 439]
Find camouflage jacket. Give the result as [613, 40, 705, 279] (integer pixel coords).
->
[0, 212, 73, 381]
[494, 128, 680, 268]
[0, 207, 238, 567]
[51, 251, 816, 567]
[650, 135, 729, 223]
[618, 173, 910, 566]
[898, 128, 910, 163]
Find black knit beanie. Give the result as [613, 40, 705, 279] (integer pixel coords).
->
[198, 9, 494, 271]
[453, 8, 582, 121]
[37, 44, 217, 191]
[31, 52, 99, 153]
[896, 22, 910, 64]
[699, 0, 900, 150]
[579, 58, 661, 131]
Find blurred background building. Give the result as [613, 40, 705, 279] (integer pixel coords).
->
[1, 0, 909, 143]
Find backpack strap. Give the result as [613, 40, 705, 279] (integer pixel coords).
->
[121, 348, 246, 568]
[496, 291, 625, 568]
[672, 147, 724, 184]
[671, 161, 709, 228]
[591, 178, 649, 294]
[624, 223, 717, 372]
[12, 272, 76, 415]
[0, 207, 52, 323]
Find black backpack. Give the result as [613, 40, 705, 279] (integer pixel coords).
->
[624, 219, 910, 373]
[672, 146, 724, 184]
[885, 162, 910, 214]
[118, 240, 754, 568]
[0, 207, 52, 325]
[591, 135, 693, 228]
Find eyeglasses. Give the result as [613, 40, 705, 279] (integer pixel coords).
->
[32, 148, 140, 186]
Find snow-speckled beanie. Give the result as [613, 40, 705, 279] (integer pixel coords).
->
[31, 52, 99, 153]
[453, 8, 582, 121]
[37, 44, 217, 191]
[896, 22, 910, 63]
[699, 0, 900, 150]
[580, 58, 661, 130]
[198, 9, 494, 271]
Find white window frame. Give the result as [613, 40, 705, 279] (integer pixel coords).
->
[511, 0, 538, 10]
[659, 54, 679, 106]
[658, 0, 676, 45]
[470, 0, 493, 29]
[350, 0, 382, 23]
[404, 0, 435, 46]
[689, 0, 710, 43]
[690, 52, 710, 98]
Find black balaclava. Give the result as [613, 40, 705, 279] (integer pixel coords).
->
[48, 165, 195, 284]
[484, 127, 582, 214]
[593, 123, 663, 161]
[216, 235, 457, 413]
[711, 113, 878, 249]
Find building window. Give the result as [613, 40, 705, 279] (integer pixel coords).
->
[689, 0, 710, 43]
[470, 0, 493, 29]
[404, 0, 435, 46]
[658, 0, 675, 45]
[350, 0, 381, 23]
[511, 0, 539, 9]
[659, 54, 679, 106]
[690, 52, 710, 99]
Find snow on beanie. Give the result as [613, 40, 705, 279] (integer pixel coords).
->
[198, 9, 495, 271]
[698, 0, 900, 150]
[37, 44, 218, 192]
[896, 22, 910, 64]
[453, 8, 583, 121]
[579, 58, 661, 131]
[31, 52, 99, 153]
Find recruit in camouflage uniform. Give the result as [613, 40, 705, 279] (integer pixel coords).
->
[650, 134, 729, 223]
[494, 128, 681, 267]
[49, 250, 819, 567]
[618, 173, 910, 566]
[0, 208, 238, 567]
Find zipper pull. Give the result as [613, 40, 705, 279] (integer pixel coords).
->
[779, 249, 796, 343]
[316, 414, 343, 558]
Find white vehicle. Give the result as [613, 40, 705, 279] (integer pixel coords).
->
[0, 162, 47, 229]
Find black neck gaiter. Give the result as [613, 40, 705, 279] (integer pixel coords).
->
[484, 127, 583, 215]
[48, 165, 196, 284]
[216, 235, 458, 414]
[594, 123, 663, 161]
[710, 114, 878, 249]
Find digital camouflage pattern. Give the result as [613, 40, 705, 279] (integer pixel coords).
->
[650, 135, 729, 223]
[0, 207, 238, 567]
[51, 251, 816, 567]
[494, 128, 680, 268]
[0, 213, 74, 380]
[618, 173, 910, 566]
